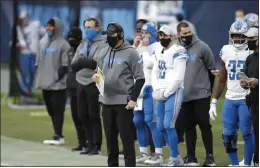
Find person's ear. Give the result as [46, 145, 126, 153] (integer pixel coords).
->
[95, 25, 101, 32]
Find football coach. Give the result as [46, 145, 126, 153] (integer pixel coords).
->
[92, 22, 145, 167]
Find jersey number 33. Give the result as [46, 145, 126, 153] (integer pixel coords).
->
[159, 60, 167, 79]
[228, 60, 245, 80]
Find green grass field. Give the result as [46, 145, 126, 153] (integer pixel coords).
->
[1, 96, 245, 166]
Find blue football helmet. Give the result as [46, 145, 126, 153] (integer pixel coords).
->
[229, 20, 250, 48]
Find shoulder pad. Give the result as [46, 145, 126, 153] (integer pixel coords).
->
[173, 47, 187, 59]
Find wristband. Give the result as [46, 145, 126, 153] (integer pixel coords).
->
[211, 98, 218, 104]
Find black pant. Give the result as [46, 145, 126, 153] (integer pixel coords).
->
[182, 97, 213, 157]
[176, 107, 185, 143]
[251, 103, 259, 164]
[121, 124, 155, 154]
[68, 88, 86, 147]
[102, 104, 136, 167]
[77, 83, 102, 150]
[42, 89, 67, 137]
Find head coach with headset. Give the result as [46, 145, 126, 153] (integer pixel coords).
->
[92, 22, 145, 167]
[71, 17, 106, 155]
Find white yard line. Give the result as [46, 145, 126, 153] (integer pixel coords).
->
[7, 100, 70, 110]
[1, 136, 144, 167]
[29, 112, 49, 117]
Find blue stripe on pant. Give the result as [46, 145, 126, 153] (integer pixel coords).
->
[156, 88, 183, 157]
[222, 98, 254, 165]
[20, 53, 36, 92]
[133, 86, 164, 148]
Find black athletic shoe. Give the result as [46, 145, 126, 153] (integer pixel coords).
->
[88, 145, 101, 155]
[183, 155, 200, 166]
[80, 145, 93, 155]
[72, 145, 84, 151]
[253, 155, 259, 167]
[202, 154, 216, 167]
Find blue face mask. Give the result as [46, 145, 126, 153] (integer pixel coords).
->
[85, 28, 99, 41]
[142, 36, 157, 45]
[47, 31, 54, 38]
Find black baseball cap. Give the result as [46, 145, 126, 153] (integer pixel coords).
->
[47, 18, 55, 26]
[102, 23, 123, 36]
[68, 27, 82, 40]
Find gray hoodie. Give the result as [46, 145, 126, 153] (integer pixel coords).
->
[72, 35, 106, 86]
[97, 41, 145, 105]
[177, 36, 216, 102]
[35, 17, 70, 90]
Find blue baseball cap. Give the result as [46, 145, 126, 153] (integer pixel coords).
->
[141, 22, 158, 37]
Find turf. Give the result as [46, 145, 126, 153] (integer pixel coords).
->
[1, 97, 245, 166]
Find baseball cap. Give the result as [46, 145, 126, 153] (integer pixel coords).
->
[141, 22, 158, 37]
[68, 27, 82, 39]
[244, 27, 259, 37]
[159, 25, 174, 36]
[47, 18, 55, 27]
[102, 23, 123, 37]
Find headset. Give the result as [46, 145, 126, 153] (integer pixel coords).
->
[83, 17, 100, 28]
[107, 22, 124, 40]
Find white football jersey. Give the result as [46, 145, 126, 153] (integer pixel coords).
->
[137, 42, 162, 97]
[138, 42, 163, 85]
[17, 20, 44, 54]
[220, 45, 252, 100]
[152, 44, 187, 96]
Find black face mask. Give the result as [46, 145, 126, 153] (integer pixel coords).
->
[107, 36, 118, 48]
[179, 35, 193, 46]
[160, 38, 171, 48]
[68, 39, 79, 48]
[248, 40, 258, 50]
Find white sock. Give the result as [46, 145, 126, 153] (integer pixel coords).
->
[170, 157, 176, 160]
[140, 147, 148, 154]
[155, 148, 163, 154]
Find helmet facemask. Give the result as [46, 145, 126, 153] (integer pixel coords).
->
[229, 33, 248, 48]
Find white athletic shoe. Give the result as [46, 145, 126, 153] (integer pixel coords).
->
[119, 151, 124, 159]
[228, 159, 254, 166]
[239, 159, 254, 166]
[144, 153, 164, 165]
[167, 155, 184, 167]
[43, 135, 65, 145]
[136, 152, 149, 163]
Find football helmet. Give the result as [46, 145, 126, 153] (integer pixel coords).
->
[229, 20, 250, 48]
[244, 13, 259, 28]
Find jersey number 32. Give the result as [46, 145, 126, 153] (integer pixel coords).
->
[228, 60, 245, 80]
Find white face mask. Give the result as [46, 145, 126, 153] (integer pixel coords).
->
[235, 17, 243, 21]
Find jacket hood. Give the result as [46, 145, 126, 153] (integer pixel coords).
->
[111, 40, 132, 51]
[105, 40, 133, 68]
[52, 17, 64, 39]
[82, 34, 105, 44]
[93, 34, 105, 42]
